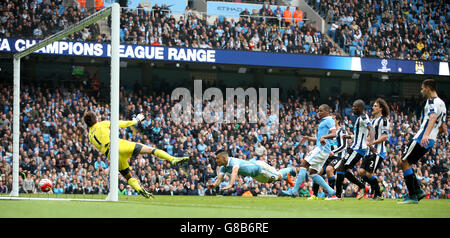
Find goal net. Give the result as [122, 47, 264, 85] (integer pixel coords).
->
[0, 3, 121, 202]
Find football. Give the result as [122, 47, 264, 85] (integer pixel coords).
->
[39, 179, 53, 193]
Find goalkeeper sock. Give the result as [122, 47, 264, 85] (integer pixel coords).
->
[153, 149, 176, 163]
[128, 177, 142, 192]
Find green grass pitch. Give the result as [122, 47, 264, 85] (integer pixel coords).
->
[1, 195, 449, 218]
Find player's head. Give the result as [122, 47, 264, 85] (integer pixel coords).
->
[421, 79, 436, 98]
[352, 99, 365, 115]
[331, 113, 342, 125]
[318, 104, 331, 119]
[215, 149, 229, 166]
[372, 98, 390, 117]
[83, 111, 97, 128]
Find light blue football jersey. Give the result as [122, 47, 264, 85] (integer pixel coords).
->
[316, 116, 336, 153]
[219, 157, 261, 178]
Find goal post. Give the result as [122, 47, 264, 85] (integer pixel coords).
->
[7, 3, 121, 201]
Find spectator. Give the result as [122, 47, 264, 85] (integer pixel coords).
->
[282, 7, 292, 26]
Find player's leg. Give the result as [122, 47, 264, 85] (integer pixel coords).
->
[281, 160, 310, 197]
[139, 144, 189, 165]
[118, 142, 153, 198]
[356, 156, 373, 199]
[325, 165, 336, 189]
[335, 149, 362, 199]
[334, 149, 352, 198]
[277, 166, 296, 187]
[362, 155, 383, 200]
[307, 152, 337, 199]
[311, 166, 327, 198]
[282, 147, 322, 196]
[253, 161, 280, 183]
[398, 140, 428, 204]
[311, 158, 331, 198]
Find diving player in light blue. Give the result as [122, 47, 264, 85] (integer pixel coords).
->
[281, 104, 339, 199]
[207, 149, 296, 191]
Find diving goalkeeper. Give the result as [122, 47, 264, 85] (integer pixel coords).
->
[83, 110, 189, 198]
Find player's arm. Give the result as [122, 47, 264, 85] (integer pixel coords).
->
[222, 166, 239, 190]
[118, 113, 145, 128]
[372, 134, 388, 145]
[300, 134, 316, 144]
[207, 173, 225, 189]
[421, 112, 438, 147]
[367, 124, 376, 152]
[320, 128, 336, 145]
[439, 121, 447, 135]
[373, 118, 389, 146]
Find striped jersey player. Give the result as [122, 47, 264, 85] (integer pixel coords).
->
[359, 98, 391, 200]
[399, 79, 447, 204]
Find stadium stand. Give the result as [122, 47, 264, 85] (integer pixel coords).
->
[308, 0, 449, 61]
[1, 0, 448, 61]
[0, 0, 106, 42]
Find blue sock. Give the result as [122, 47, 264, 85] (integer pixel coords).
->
[293, 167, 307, 192]
[328, 176, 335, 181]
[279, 167, 292, 180]
[312, 174, 336, 195]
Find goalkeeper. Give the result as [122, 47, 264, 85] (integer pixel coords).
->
[83, 110, 189, 198]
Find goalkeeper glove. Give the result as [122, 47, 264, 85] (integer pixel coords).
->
[133, 113, 145, 123]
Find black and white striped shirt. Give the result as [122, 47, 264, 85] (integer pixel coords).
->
[351, 113, 372, 153]
[369, 116, 389, 157]
[413, 97, 446, 144]
[331, 127, 348, 159]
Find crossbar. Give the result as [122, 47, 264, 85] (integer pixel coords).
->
[14, 6, 112, 60]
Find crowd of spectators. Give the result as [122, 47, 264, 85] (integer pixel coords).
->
[120, 4, 341, 55]
[0, 77, 448, 199]
[309, 0, 449, 61]
[0, 0, 107, 43]
[3, 0, 448, 62]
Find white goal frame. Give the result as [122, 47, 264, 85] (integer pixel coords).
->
[4, 3, 121, 202]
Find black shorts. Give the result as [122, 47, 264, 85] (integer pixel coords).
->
[341, 148, 365, 169]
[402, 140, 429, 165]
[361, 154, 383, 173]
[323, 156, 341, 170]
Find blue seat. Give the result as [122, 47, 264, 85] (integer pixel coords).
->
[219, 15, 225, 23]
